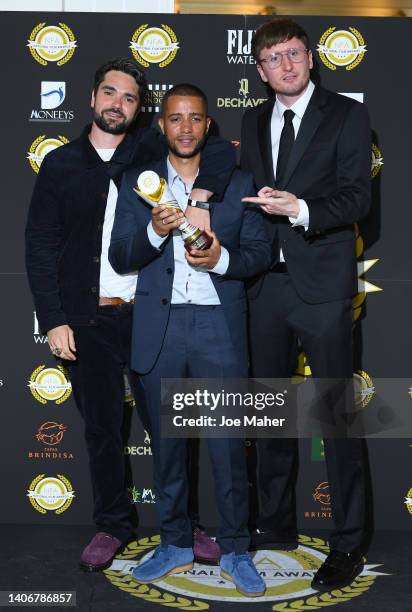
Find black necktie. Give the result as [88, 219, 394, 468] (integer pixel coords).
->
[275, 109, 295, 188]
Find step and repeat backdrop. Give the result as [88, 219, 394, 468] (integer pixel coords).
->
[1, 11, 411, 531]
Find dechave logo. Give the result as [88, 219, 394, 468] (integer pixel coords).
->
[27, 23, 77, 66]
[27, 135, 69, 173]
[216, 77, 267, 110]
[125, 429, 152, 456]
[317, 27, 367, 70]
[130, 25, 179, 68]
[27, 474, 74, 514]
[104, 534, 386, 609]
[28, 364, 72, 404]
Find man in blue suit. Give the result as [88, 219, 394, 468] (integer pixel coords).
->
[109, 84, 270, 597]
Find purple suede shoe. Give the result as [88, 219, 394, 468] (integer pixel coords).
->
[80, 532, 123, 571]
[193, 528, 221, 564]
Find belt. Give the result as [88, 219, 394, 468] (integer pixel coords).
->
[269, 262, 288, 274]
[98, 297, 134, 306]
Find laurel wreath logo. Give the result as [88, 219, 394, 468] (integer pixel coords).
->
[317, 27, 366, 71]
[405, 487, 412, 516]
[27, 136, 69, 174]
[131, 24, 149, 67]
[159, 24, 178, 68]
[27, 474, 74, 514]
[28, 23, 76, 66]
[130, 24, 179, 69]
[28, 364, 72, 404]
[104, 534, 376, 611]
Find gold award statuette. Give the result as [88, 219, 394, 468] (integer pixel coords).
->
[134, 171, 213, 252]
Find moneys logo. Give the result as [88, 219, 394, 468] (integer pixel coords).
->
[104, 534, 386, 609]
[405, 487, 412, 516]
[27, 135, 69, 173]
[27, 23, 77, 66]
[130, 25, 179, 68]
[28, 364, 72, 404]
[317, 27, 366, 71]
[27, 474, 74, 514]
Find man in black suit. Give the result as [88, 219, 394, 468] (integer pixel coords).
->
[241, 18, 371, 591]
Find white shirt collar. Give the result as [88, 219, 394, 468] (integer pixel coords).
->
[275, 79, 315, 121]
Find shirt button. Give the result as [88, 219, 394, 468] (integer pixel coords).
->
[93, 256, 100, 263]
[188, 300, 192, 303]
[91, 286, 97, 294]
[166, 268, 172, 275]
[162, 298, 168, 305]
[89, 319, 96, 325]
[101, 193, 107, 200]
[188, 273, 192, 277]
[97, 223, 103, 231]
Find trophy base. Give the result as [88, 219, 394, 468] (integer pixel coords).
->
[184, 230, 213, 252]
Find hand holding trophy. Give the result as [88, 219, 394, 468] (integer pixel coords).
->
[134, 171, 213, 252]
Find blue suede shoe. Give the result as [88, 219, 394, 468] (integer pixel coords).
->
[132, 545, 193, 583]
[220, 552, 266, 597]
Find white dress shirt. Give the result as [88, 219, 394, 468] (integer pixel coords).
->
[96, 147, 137, 300]
[270, 80, 315, 261]
[147, 158, 229, 305]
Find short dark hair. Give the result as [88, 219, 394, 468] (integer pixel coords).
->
[93, 58, 147, 100]
[252, 18, 310, 62]
[161, 83, 208, 116]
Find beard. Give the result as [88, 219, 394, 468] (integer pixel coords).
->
[165, 133, 208, 159]
[92, 107, 132, 135]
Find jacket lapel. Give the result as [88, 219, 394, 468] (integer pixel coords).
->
[278, 86, 326, 190]
[258, 100, 276, 187]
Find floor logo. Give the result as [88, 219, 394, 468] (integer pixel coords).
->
[405, 488, 412, 516]
[104, 534, 385, 609]
[28, 364, 72, 404]
[317, 27, 366, 71]
[27, 474, 74, 514]
[371, 143, 384, 178]
[27, 135, 69, 173]
[130, 25, 179, 68]
[27, 23, 77, 66]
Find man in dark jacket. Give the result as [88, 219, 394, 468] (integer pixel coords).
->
[26, 58, 235, 571]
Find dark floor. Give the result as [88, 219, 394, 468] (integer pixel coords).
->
[0, 526, 410, 611]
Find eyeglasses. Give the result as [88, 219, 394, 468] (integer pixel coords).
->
[259, 48, 309, 70]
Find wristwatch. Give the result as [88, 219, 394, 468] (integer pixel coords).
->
[187, 199, 210, 211]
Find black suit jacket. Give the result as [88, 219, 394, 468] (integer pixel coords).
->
[241, 85, 371, 304]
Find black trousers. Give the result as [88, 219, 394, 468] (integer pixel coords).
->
[70, 304, 145, 542]
[248, 272, 366, 553]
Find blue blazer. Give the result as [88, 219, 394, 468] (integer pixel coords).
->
[109, 159, 271, 374]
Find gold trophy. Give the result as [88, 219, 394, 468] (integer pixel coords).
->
[134, 171, 213, 252]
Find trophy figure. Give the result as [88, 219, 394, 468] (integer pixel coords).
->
[134, 171, 213, 252]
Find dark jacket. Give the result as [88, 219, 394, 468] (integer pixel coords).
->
[109, 159, 271, 374]
[26, 125, 236, 334]
[241, 86, 371, 303]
